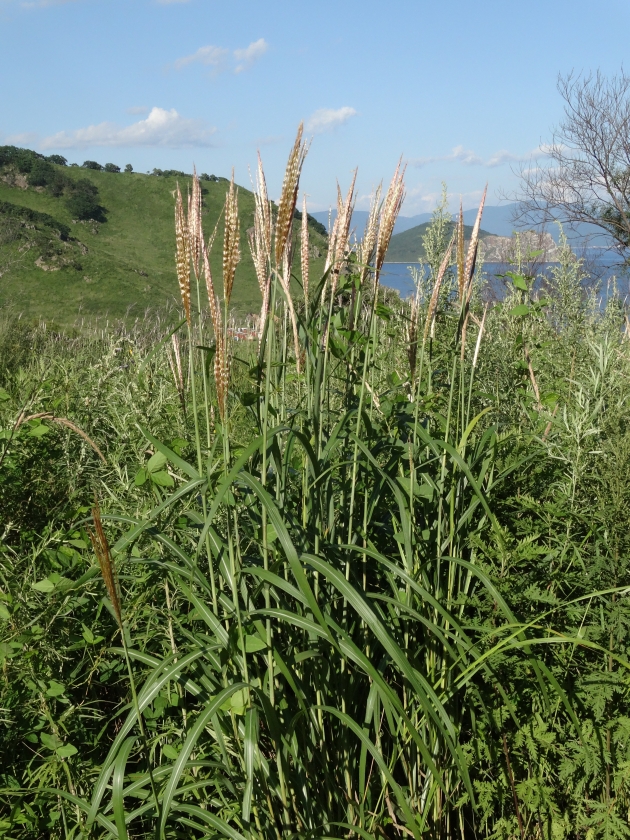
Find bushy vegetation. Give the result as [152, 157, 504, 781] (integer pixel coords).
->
[1, 132, 630, 840]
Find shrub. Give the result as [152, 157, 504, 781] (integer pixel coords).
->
[27, 158, 56, 187]
[82, 160, 102, 171]
[104, 163, 120, 173]
[124, 163, 133, 173]
[64, 179, 106, 222]
[46, 154, 67, 166]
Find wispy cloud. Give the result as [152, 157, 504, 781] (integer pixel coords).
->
[20, 0, 78, 7]
[174, 45, 229, 71]
[305, 106, 357, 134]
[234, 38, 268, 73]
[174, 38, 268, 75]
[126, 106, 149, 115]
[39, 107, 216, 149]
[410, 144, 552, 169]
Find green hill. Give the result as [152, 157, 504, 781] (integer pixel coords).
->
[0, 148, 327, 326]
[386, 221, 492, 263]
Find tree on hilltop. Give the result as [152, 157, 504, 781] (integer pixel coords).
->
[518, 69, 630, 263]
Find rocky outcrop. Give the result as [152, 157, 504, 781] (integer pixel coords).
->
[481, 231, 558, 263]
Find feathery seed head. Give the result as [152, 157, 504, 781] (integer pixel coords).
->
[274, 123, 308, 265]
[423, 231, 455, 342]
[175, 184, 191, 325]
[88, 500, 122, 629]
[375, 161, 406, 281]
[222, 171, 240, 307]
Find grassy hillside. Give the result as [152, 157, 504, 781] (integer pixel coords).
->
[0, 153, 326, 325]
[386, 220, 492, 262]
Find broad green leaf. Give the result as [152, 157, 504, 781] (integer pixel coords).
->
[28, 423, 49, 437]
[134, 468, 147, 486]
[150, 469, 174, 487]
[244, 635, 267, 653]
[32, 578, 55, 593]
[56, 744, 78, 758]
[0, 603, 10, 620]
[146, 451, 167, 473]
[162, 744, 179, 760]
[41, 732, 62, 751]
[46, 681, 65, 697]
[509, 303, 531, 317]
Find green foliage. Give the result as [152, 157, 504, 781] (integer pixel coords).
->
[82, 160, 103, 171]
[2, 167, 630, 839]
[124, 164, 133, 173]
[104, 163, 121, 173]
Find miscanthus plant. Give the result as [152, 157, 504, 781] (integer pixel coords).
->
[1, 126, 630, 840]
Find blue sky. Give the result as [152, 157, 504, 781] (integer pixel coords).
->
[1, 0, 629, 214]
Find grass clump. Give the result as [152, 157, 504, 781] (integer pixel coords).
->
[1, 129, 630, 840]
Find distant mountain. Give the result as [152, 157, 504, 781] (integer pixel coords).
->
[310, 209, 434, 238]
[386, 222, 493, 263]
[312, 203, 612, 250]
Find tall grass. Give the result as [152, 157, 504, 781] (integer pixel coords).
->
[2, 128, 630, 840]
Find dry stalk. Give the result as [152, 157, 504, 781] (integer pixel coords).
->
[358, 185, 382, 287]
[407, 287, 421, 382]
[88, 500, 122, 628]
[472, 303, 489, 368]
[460, 186, 488, 358]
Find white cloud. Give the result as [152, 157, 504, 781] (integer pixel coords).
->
[234, 38, 268, 73]
[305, 106, 357, 134]
[410, 144, 552, 169]
[174, 44, 229, 71]
[174, 38, 268, 74]
[40, 107, 216, 150]
[126, 106, 149, 115]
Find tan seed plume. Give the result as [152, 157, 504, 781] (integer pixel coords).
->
[248, 155, 273, 345]
[88, 500, 122, 629]
[203, 241, 229, 421]
[188, 168, 203, 282]
[375, 161, 406, 281]
[274, 123, 308, 265]
[222, 171, 240, 308]
[323, 171, 358, 309]
[175, 184, 191, 325]
[358, 184, 382, 287]
[460, 187, 488, 358]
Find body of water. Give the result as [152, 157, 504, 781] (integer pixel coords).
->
[380, 256, 629, 303]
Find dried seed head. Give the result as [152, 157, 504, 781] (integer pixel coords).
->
[325, 170, 357, 297]
[274, 123, 308, 265]
[88, 500, 122, 629]
[464, 184, 487, 303]
[375, 161, 406, 280]
[175, 184, 191, 325]
[423, 231, 455, 343]
[222, 171, 240, 307]
[189, 167, 203, 281]
[358, 184, 382, 286]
